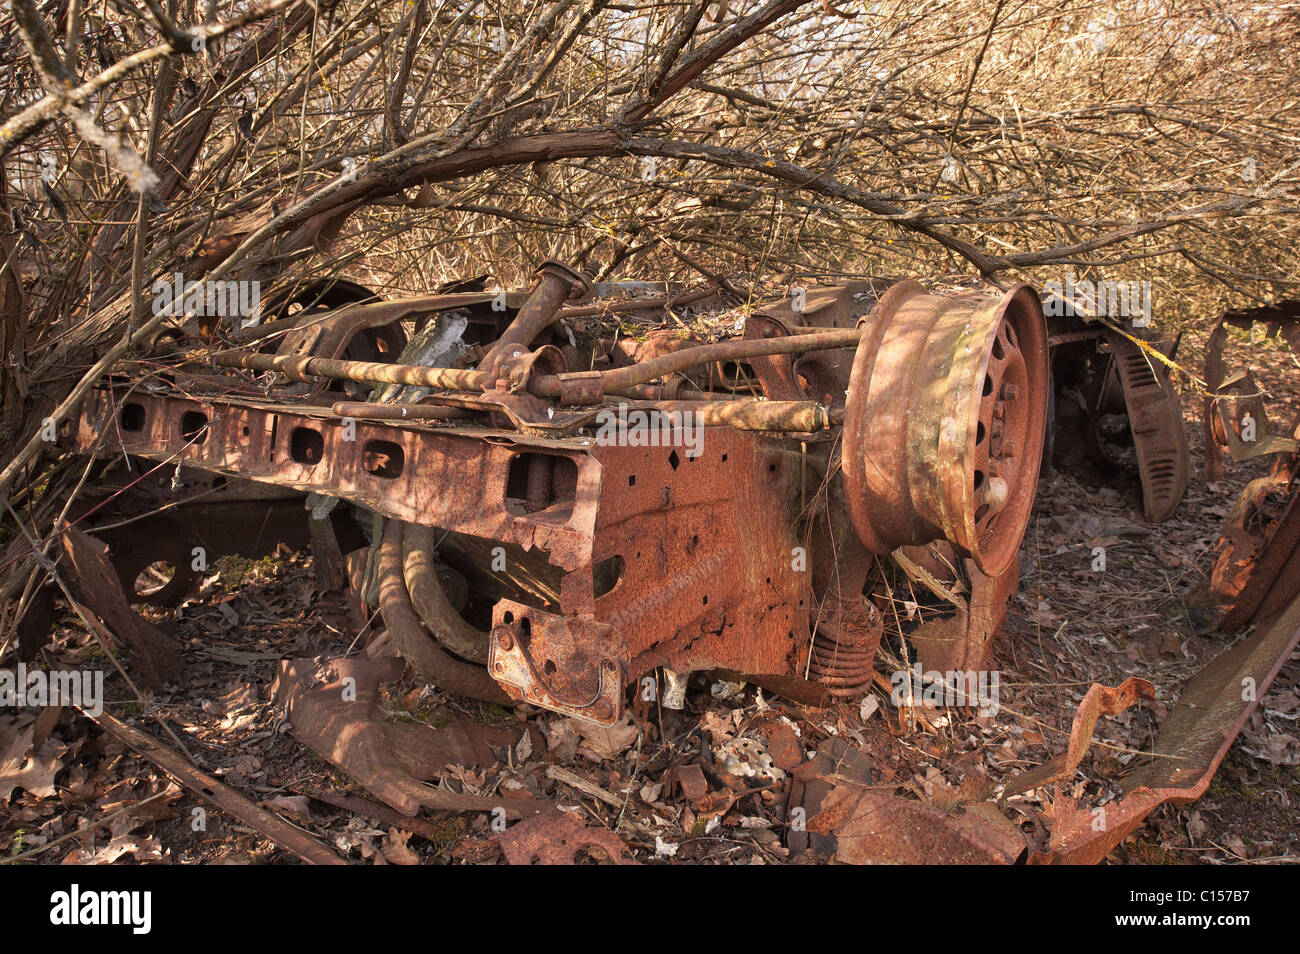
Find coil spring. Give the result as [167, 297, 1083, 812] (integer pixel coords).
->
[807, 602, 882, 698]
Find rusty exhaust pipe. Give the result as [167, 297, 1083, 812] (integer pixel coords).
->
[401, 522, 492, 664]
[376, 520, 507, 703]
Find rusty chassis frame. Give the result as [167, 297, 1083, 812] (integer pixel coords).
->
[70, 264, 1062, 725]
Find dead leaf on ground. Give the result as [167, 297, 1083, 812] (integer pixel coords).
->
[381, 827, 421, 865]
[0, 715, 65, 803]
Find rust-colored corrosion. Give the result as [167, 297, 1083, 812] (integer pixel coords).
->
[842, 284, 1050, 577]
[808, 786, 1026, 865]
[1044, 312, 1190, 524]
[272, 654, 539, 818]
[495, 810, 638, 865]
[1105, 331, 1189, 523]
[1203, 300, 1300, 479]
[898, 544, 1020, 673]
[71, 272, 1059, 722]
[1199, 458, 1300, 632]
[56, 262, 1275, 867]
[1002, 677, 1156, 799]
[1193, 302, 1300, 630]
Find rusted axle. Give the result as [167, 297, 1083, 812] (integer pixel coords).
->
[211, 327, 863, 403]
[332, 398, 829, 432]
[212, 350, 482, 390]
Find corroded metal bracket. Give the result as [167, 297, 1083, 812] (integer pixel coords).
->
[489, 601, 626, 725]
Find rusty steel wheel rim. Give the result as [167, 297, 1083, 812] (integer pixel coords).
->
[842, 284, 1049, 576]
[970, 310, 1032, 565]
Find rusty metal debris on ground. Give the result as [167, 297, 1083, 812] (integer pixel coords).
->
[1014, 593, 1300, 863]
[1195, 300, 1300, 631]
[1203, 300, 1300, 480]
[272, 653, 541, 818]
[495, 810, 638, 865]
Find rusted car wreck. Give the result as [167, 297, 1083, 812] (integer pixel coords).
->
[29, 263, 1300, 863]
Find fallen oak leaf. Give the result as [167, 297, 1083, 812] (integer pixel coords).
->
[381, 827, 421, 865]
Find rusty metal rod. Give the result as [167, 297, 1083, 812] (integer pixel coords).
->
[214, 327, 862, 401]
[614, 400, 830, 431]
[334, 394, 827, 432]
[540, 327, 863, 398]
[330, 401, 477, 421]
[214, 350, 484, 390]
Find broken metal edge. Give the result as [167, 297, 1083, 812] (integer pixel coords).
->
[1028, 590, 1300, 864]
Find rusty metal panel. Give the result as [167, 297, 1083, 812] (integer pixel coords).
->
[1105, 330, 1189, 523]
[1027, 595, 1300, 863]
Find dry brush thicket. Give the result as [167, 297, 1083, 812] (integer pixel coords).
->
[0, 0, 1297, 521]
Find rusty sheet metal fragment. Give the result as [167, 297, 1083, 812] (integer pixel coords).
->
[895, 543, 1020, 673]
[807, 785, 1026, 865]
[1203, 300, 1300, 478]
[1199, 463, 1300, 632]
[1105, 331, 1189, 523]
[1029, 594, 1300, 864]
[1196, 309, 1300, 630]
[1205, 370, 1297, 463]
[1002, 677, 1155, 799]
[787, 736, 875, 859]
[273, 654, 539, 818]
[91, 711, 347, 865]
[495, 810, 639, 865]
[59, 526, 183, 688]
